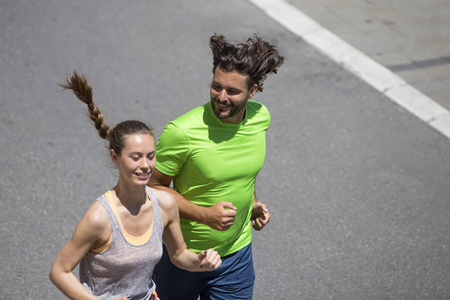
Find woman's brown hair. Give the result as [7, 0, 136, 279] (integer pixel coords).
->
[58, 71, 154, 155]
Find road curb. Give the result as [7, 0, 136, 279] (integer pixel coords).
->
[250, 0, 450, 139]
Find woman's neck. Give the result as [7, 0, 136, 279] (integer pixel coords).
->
[112, 181, 147, 214]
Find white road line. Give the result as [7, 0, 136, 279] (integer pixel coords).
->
[250, 0, 450, 139]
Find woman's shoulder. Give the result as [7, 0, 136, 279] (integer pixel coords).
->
[148, 188, 178, 226]
[82, 200, 110, 232]
[149, 187, 177, 211]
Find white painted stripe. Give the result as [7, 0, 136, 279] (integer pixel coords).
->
[250, 0, 450, 139]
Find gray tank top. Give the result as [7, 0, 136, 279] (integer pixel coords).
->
[79, 187, 164, 300]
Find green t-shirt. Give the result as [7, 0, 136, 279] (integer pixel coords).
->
[155, 101, 270, 256]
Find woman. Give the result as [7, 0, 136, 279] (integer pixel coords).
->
[49, 72, 222, 300]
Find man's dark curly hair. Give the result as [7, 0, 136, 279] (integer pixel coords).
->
[210, 33, 284, 92]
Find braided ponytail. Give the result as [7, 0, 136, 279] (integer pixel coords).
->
[58, 71, 111, 139]
[59, 71, 155, 156]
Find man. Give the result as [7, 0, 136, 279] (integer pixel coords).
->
[149, 33, 284, 300]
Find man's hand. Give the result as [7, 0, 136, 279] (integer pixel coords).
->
[251, 202, 271, 231]
[204, 202, 237, 231]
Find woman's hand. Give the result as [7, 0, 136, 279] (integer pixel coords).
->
[198, 248, 222, 271]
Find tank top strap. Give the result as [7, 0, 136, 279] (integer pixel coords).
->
[97, 191, 120, 231]
[145, 186, 164, 237]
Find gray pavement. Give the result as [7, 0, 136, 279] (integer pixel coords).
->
[287, 0, 450, 110]
[1, 1, 450, 299]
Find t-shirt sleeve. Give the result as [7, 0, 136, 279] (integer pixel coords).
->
[155, 121, 189, 177]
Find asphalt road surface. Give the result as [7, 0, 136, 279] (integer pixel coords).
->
[1, 1, 449, 299]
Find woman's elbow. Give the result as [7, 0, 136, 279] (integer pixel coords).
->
[49, 263, 62, 285]
[49, 267, 57, 284]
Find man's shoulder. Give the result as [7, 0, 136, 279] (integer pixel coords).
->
[171, 104, 206, 125]
[247, 100, 268, 112]
[246, 101, 270, 124]
[158, 104, 207, 142]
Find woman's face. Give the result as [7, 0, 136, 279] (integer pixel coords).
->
[111, 133, 156, 187]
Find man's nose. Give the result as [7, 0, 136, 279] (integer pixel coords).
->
[217, 90, 227, 101]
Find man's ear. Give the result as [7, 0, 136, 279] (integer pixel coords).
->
[248, 84, 258, 99]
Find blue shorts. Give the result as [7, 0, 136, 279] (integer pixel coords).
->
[153, 243, 255, 300]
